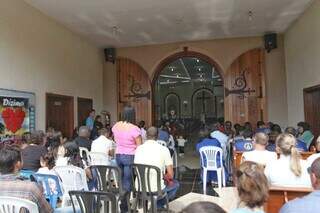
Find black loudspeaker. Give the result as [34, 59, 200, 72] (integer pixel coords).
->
[264, 33, 277, 53]
[104, 48, 116, 63]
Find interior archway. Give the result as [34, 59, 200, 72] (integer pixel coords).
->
[152, 51, 224, 136]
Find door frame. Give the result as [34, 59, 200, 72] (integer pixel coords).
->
[151, 48, 224, 124]
[77, 97, 93, 127]
[46, 93, 74, 137]
[303, 84, 320, 136]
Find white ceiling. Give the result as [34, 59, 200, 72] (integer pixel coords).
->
[24, 0, 314, 48]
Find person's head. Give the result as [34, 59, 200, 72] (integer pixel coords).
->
[146, 127, 158, 140]
[242, 129, 253, 139]
[315, 136, 320, 153]
[308, 157, 320, 189]
[95, 115, 102, 123]
[285, 127, 297, 137]
[64, 141, 80, 158]
[199, 128, 210, 139]
[180, 201, 226, 213]
[212, 122, 221, 131]
[30, 130, 45, 145]
[297, 122, 310, 134]
[267, 122, 274, 129]
[40, 152, 55, 169]
[89, 109, 96, 118]
[271, 124, 282, 134]
[256, 121, 265, 129]
[138, 120, 145, 129]
[236, 161, 269, 209]
[98, 128, 111, 138]
[234, 124, 242, 136]
[178, 135, 184, 139]
[253, 132, 269, 148]
[121, 105, 136, 124]
[225, 121, 232, 130]
[276, 133, 302, 177]
[0, 145, 22, 174]
[78, 126, 90, 138]
[244, 122, 252, 131]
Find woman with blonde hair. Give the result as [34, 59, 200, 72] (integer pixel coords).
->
[264, 133, 311, 187]
[231, 161, 268, 213]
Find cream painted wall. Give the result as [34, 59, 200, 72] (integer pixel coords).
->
[104, 36, 288, 127]
[0, 0, 104, 131]
[284, 0, 320, 126]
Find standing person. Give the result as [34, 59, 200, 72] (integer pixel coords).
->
[138, 120, 147, 142]
[112, 105, 142, 212]
[231, 161, 268, 213]
[21, 130, 48, 171]
[90, 115, 104, 140]
[86, 109, 95, 130]
[280, 157, 320, 213]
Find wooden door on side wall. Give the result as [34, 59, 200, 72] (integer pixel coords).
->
[224, 48, 266, 126]
[46, 93, 74, 138]
[117, 58, 152, 127]
[77, 97, 93, 127]
[304, 85, 320, 139]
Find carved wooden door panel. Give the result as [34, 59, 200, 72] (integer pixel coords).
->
[117, 58, 152, 127]
[224, 48, 266, 126]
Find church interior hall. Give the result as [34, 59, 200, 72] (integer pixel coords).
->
[1, 0, 320, 212]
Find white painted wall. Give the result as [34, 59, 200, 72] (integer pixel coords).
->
[0, 0, 104, 131]
[284, 0, 320, 126]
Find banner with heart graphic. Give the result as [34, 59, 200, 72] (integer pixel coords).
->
[0, 96, 29, 136]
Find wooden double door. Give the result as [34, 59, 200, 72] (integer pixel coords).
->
[117, 49, 266, 126]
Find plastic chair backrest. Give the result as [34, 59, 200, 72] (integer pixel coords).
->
[132, 164, 162, 196]
[88, 152, 110, 166]
[53, 165, 89, 193]
[0, 196, 39, 213]
[157, 140, 167, 147]
[199, 146, 223, 170]
[20, 170, 35, 179]
[69, 190, 117, 213]
[79, 147, 90, 159]
[90, 165, 123, 194]
[31, 173, 63, 208]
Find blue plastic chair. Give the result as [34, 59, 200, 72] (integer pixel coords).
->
[20, 169, 35, 179]
[31, 173, 63, 208]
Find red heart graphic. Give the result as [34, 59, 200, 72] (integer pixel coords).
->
[2, 107, 26, 133]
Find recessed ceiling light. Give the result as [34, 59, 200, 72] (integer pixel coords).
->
[196, 59, 200, 63]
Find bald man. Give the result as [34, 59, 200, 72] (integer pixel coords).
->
[134, 126, 179, 209]
[280, 157, 320, 213]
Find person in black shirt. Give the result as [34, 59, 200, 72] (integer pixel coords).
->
[74, 126, 91, 150]
[21, 130, 47, 171]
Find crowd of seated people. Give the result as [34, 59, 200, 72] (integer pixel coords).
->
[1, 110, 320, 213]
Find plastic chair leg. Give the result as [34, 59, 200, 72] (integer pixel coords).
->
[151, 196, 158, 213]
[203, 169, 207, 195]
[217, 168, 222, 189]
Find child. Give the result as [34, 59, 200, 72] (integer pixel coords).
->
[177, 135, 187, 156]
[37, 152, 56, 175]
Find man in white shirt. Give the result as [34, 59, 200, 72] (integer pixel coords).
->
[242, 132, 277, 166]
[91, 128, 115, 160]
[210, 123, 229, 157]
[134, 127, 180, 208]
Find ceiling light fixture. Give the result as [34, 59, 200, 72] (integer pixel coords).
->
[248, 11, 253, 21]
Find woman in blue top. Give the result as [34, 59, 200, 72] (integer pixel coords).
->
[231, 161, 268, 213]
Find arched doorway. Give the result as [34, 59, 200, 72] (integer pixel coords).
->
[164, 93, 181, 118]
[152, 50, 224, 133]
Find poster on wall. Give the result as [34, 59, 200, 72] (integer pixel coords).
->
[0, 89, 35, 141]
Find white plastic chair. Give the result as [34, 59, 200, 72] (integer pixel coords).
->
[199, 146, 225, 194]
[53, 165, 89, 207]
[88, 152, 111, 166]
[157, 140, 167, 147]
[0, 196, 39, 213]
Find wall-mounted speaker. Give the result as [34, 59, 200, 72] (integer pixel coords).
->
[264, 33, 277, 53]
[104, 48, 116, 63]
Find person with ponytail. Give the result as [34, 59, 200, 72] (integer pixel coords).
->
[264, 133, 311, 187]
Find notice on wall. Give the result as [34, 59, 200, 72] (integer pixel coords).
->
[0, 89, 36, 141]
